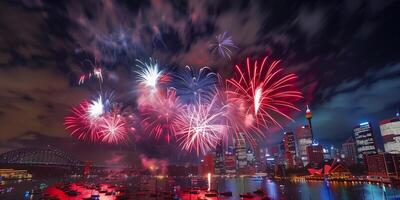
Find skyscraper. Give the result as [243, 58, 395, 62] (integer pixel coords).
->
[342, 137, 358, 166]
[214, 139, 225, 175]
[380, 116, 400, 154]
[283, 131, 296, 168]
[235, 132, 247, 173]
[295, 125, 313, 166]
[353, 122, 378, 161]
[224, 152, 236, 174]
[306, 142, 324, 166]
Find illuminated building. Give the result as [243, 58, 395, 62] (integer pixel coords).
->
[283, 131, 296, 168]
[330, 146, 340, 159]
[214, 139, 225, 175]
[353, 122, 377, 161]
[224, 152, 236, 174]
[234, 132, 247, 173]
[199, 153, 214, 175]
[305, 105, 314, 140]
[323, 148, 331, 160]
[306, 142, 324, 166]
[0, 169, 32, 179]
[295, 125, 313, 166]
[342, 137, 358, 166]
[380, 116, 400, 154]
[365, 153, 400, 178]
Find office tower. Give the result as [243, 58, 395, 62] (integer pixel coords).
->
[224, 152, 236, 174]
[214, 139, 225, 175]
[342, 137, 358, 166]
[323, 147, 331, 160]
[306, 143, 324, 166]
[283, 131, 296, 168]
[353, 122, 378, 161]
[295, 125, 313, 166]
[235, 133, 247, 173]
[365, 153, 400, 178]
[199, 153, 215, 175]
[330, 146, 340, 159]
[380, 116, 400, 154]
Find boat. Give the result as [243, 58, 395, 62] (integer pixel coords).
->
[240, 193, 255, 198]
[204, 192, 218, 197]
[219, 191, 232, 196]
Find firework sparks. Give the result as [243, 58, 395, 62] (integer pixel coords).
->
[64, 100, 101, 142]
[100, 113, 128, 144]
[226, 56, 302, 131]
[135, 58, 164, 90]
[78, 60, 104, 85]
[210, 32, 238, 60]
[88, 96, 104, 118]
[172, 66, 218, 104]
[140, 89, 183, 143]
[175, 96, 228, 155]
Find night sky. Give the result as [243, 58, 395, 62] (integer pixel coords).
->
[1, 0, 400, 165]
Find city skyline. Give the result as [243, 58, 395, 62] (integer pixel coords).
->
[0, 0, 400, 165]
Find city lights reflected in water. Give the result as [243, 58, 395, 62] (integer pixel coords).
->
[1, 177, 400, 200]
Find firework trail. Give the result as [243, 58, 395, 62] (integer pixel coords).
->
[64, 100, 101, 142]
[78, 59, 104, 85]
[99, 113, 129, 144]
[140, 89, 183, 143]
[226, 56, 302, 132]
[175, 96, 228, 155]
[172, 66, 218, 105]
[209, 32, 238, 60]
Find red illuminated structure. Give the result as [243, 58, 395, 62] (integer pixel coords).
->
[308, 159, 352, 179]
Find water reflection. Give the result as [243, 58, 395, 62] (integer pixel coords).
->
[1, 177, 400, 199]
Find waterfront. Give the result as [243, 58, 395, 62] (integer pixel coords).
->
[1, 177, 399, 200]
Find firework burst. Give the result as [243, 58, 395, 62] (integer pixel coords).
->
[134, 58, 165, 90]
[172, 66, 218, 105]
[226, 56, 302, 132]
[64, 100, 102, 142]
[140, 89, 183, 143]
[209, 32, 238, 60]
[99, 113, 129, 144]
[175, 96, 228, 155]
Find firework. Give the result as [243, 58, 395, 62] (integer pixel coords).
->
[78, 60, 104, 85]
[99, 113, 129, 144]
[64, 100, 101, 142]
[209, 32, 238, 60]
[226, 56, 302, 132]
[175, 96, 228, 155]
[134, 58, 164, 90]
[140, 89, 183, 143]
[172, 66, 218, 105]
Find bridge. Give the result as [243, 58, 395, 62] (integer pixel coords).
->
[0, 147, 84, 167]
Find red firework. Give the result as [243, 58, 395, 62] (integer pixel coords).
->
[140, 89, 183, 143]
[99, 113, 128, 144]
[226, 56, 302, 139]
[64, 100, 101, 142]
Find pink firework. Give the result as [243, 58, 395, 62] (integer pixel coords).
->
[99, 113, 128, 144]
[226, 56, 302, 137]
[64, 100, 101, 142]
[140, 89, 183, 143]
[175, 96, 228, 155]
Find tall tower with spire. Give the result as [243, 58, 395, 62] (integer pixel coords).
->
[305, 105, 314, 140]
